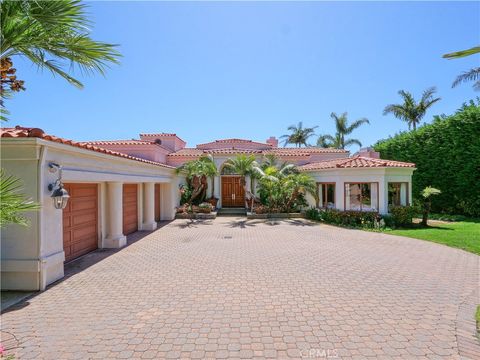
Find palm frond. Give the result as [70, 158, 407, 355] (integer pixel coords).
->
[345, 118, 369, 133]
[0, 169, 40, 227]
[452, 67, 480, 89]
[343, 138, 362, 148]
[443, 46, 480, 59]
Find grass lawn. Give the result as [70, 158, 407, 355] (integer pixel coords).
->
[384, 220, 480, 255]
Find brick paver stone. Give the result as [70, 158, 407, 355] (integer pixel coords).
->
[1, 217, 478, 359]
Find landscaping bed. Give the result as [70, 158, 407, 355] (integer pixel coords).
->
[246, 212, 304, 219]
[175, 211, 217, 220]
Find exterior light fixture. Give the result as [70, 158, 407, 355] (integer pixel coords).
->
[48, 163, 70, 209]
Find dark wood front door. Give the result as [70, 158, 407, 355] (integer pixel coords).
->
[63, 183, 98, 262]
[221, 176, 245, 207]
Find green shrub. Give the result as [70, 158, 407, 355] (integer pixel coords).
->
[388, 205, 416, 227]
[374, 100, 480, 217]
[319, 209, 381, 229]
[305, 207, 320, 221]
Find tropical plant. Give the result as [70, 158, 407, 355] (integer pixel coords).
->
[443, 46, 480, 90]
[252, 163, 316, 213]
[383, 87, 441, 130]
[199, 155, 217, 198]
[0, 169, 40, 228]
[420, 186, 441, 226]
[176, 155, 217, 205]
[316, 112, 369, 149]
[222, 154, 258, 188]
[0, 0, 120, 101]
[280, 122, 318, 147]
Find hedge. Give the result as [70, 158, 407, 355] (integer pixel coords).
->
[374, 100, 480, 217]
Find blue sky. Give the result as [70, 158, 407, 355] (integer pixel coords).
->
[6, 1, 480, 150]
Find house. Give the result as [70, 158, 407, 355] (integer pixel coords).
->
[0, 126, 415, 291]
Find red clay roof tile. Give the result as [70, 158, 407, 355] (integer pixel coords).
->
[1, 126, 175, 169]
[299, 156, 415, 171]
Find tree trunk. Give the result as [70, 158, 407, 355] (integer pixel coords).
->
[421, 199, 430, 226]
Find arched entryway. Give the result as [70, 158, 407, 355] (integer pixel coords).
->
[220, 165, 245, 207]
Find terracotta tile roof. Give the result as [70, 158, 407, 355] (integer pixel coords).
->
[265, 147, 348, 156]
[299, 156, 416, 171]
[139, 132, 178, 137]
[207, 148, 261, 155]
[167, 148, 205, 157]
[196, 138, 272, 148]
[140, 132, 186, 143]
[82, 139, 172, 152]
[167, 148, 262, 157]
[1, 126, 175, 169]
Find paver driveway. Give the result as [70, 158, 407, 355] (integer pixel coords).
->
[1, 217, 479, 359]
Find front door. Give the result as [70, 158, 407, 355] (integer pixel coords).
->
[221, 176, 245, 207]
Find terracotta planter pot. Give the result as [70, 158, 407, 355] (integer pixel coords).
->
[207, 197, 218, 209]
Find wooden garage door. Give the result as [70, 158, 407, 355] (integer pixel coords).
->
[155, 184, 161, 222]
[123, 184, 138, 235]
[63, 183, 98, 262]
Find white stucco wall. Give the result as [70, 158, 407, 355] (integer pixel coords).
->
[1, 138, 178, 291]
[304, 167, 415, 214]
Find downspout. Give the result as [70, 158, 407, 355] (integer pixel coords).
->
[37, 145, 46, 290]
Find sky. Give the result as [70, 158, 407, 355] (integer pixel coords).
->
[5, 1, 480, 150]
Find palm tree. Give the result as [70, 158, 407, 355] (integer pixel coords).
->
[222, 155, 258, 188]
[316, 112, 369, 149]
[420, 186, 441, 226]
[0, 170, 39, 228]
[383, 87, 441, 130]
[176, 156, 217, 204]
[1, 0, 120, 96]
[280, 122, 318, 147]
[443, 45, 480, 91]
[199, 155, 217, 199]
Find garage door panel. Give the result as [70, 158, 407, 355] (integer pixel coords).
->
[155, 184, 161, 222]
[63, 183, 98, 262]
[70, 186, 97, 197]
[71, 212, 96, 227]
[123, 184, 138, 235]
[71, 199, 97, 212]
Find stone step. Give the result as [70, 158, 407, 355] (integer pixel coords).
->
[217, 207, 247, 216]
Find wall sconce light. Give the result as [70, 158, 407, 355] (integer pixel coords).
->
[48, 163, 70, 209]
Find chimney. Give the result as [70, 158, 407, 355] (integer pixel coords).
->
[357, 147, 380, 159]
[266, 136, 278, 148]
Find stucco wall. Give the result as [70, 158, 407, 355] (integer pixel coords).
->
[1, 138, 179, 291]
[305, 168, 415, 214]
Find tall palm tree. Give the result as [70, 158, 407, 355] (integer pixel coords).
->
[222, 155, 258, 188]
[443, 46, 480, 90]
[1, 0, 120, 95]
[383, 87, 441, 130]
[198, 155, 217, 199]
[280, 122, 318, 147]
[176, 156, 217, 204]
[316, 112, 369, 149]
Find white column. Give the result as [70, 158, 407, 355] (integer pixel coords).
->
[378, 180, 387, 214]
[336, 181, 345, 211]
[142, 182, 157, 231]
[104, 182, 126, 248]
[160, 181, 177, 221]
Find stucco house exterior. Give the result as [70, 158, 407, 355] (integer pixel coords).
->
[1, 126, 415, 290]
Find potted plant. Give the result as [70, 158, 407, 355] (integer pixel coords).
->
[198, 202, 213, 213]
